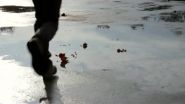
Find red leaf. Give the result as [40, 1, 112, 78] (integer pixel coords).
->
[58, 52, 69, 68]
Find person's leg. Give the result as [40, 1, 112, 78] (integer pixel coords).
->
[34, 0, 62, 41]
[33, 0, 62, 32]
[32, 0, 43, 32]
[32, 0, 61, 58]
[28, 0, 61, 77]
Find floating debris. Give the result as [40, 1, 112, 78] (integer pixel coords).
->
[0, 27, 14, 34]
[81, 42, 88, 49]
[58, 53, 69, 68]
[59, 44, 71, 47]
[130, 24, 144, 30]
[97, 25, 110, 29]
[117, 48, 127, 53]
[61, 13, 67, 17]
[71, 52, 77, 59]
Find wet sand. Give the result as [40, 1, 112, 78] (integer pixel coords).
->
[0, 0, 185, 104]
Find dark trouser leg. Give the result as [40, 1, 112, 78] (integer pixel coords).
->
[30, 0, 61, 76]
[34, 22, 58, 42]
[32, 0, 61, 50]
[32, 0, 62, 34]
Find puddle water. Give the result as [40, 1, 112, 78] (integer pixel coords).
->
[0, 56, 44, 104]
[0, 0, 185, 103]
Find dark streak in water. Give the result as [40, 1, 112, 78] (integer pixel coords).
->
[160, 0, 185, 1]
[142, 5, 172, 11]
[142, 11, 185, 22]
[139, 2, 156, 7]
[138, 2, 172, 11]
[130, 24, 144, 30]
[159, 11, 185, 22]
[113, 0, 122, 3]
[171, 28, 184, 36]
[0, 5, 34, 13]
[97, 25, 110, 29]
[0, 27, 14, 34]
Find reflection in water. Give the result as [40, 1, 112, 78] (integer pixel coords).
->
[139, 1, 185, 37]
[42, 76, 63, 104]
[160, 11, 185, 22]
[171, 28, 184, 36]
[0, 5, 34, 13]
[138, 2, 156, 8]
[173, 30, 183, 35]
[97, 25, 110, 29]
[0, 27, 14, 34]
[138, 2, 172, 11]
[142, 11, 185, 22]
[143, 5, 172, 11]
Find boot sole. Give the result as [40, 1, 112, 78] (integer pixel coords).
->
[27, 39, 45, 74]
[27, 39, 57, 76]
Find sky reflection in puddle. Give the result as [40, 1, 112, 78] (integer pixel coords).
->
[0, 56, 44, 104]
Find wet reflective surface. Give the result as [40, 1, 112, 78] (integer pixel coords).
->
[0, 56, 44, 104]
[0, 0, 185, 103]
[0, 5, 34, 13]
